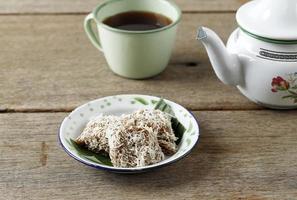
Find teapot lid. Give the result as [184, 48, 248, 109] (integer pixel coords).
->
[236, 0, 297, 41]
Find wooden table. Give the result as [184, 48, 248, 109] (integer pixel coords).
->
[1, 0, 297, 199]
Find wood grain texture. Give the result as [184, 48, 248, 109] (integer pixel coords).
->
[1, 111, 297, 199]
[0, 0, 249, 14]
[0, 13, 260, 111]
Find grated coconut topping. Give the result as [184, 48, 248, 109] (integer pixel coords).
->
[76, 109, 178, 167]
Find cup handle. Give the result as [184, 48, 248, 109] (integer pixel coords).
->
[84, 13, 103, 52]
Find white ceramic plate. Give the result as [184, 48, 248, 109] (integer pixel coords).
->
[58, 94, 199, 173]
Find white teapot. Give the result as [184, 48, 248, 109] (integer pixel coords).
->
[197, 0, 297, 109]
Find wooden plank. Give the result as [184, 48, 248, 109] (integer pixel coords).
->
[1, 111, 297, 199]
[0, 0, 248, 14]
[0, 13, 259, 111]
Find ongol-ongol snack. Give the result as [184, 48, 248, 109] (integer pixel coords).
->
[75, 109, 177, 167]
[76, 115, 119, 154]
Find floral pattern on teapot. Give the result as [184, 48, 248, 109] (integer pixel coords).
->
[271, 72, 297, 103]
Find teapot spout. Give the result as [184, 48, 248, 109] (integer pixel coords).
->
[197, 27, 242, 86]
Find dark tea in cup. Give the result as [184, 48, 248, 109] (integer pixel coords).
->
[103, 11, 172, 31]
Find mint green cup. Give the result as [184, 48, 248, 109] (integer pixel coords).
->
[84, 0, 181, 79]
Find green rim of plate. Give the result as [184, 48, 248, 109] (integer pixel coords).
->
[239, 26, 297, 45]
